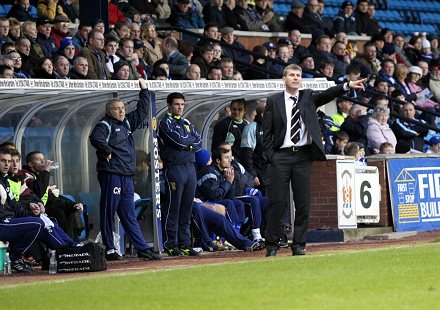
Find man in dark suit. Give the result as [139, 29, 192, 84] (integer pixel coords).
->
[263, 64, 365, 257]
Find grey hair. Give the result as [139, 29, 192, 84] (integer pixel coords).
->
[372, 104, 390, 119]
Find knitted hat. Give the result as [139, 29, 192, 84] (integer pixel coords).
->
[195, 149, 211, 167]
[113, 61, 129, 73]
[263, 42, 276, 51]
[429, 136, 440, 145]
[59, 38, 74, 51]
[422, 38, 431, 49]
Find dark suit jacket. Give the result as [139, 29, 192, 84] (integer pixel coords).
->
[263, 84, 346, 161]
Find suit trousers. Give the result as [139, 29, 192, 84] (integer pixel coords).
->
[265, 147, 312, 250]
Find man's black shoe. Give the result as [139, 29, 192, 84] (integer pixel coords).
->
[278, 240, 289, 248]
[165, 246, 184, 257]
[12, 259, 34, 273]
[292, 247, 306, 256]
[106, 251, 122, 261]
[138, 248, 163, 260]
[265, 249, 278, 257]
[180, 245, 200, 256]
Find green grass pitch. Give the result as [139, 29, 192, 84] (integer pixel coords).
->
[1, 244, 439, 309]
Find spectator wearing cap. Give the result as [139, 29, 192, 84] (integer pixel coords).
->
[57, 38, 76, 65]
[312, 34, 337, 70]
[72, 23, 92, 52]
[37, 0, 69, 22]
[267, 44, 290, 78]
[302, 0, 332, 36]
[7, 0, 35, 22]
[299, 54, 316, 78]
[78, 29, 111, 80]
[202, 0, 226, 28]
[69, 56, 88, 79]
[407, 65, 439, 109]
[333, 1, 356, 35]
[161, 36, 189, 79]
[36, 18, 56, 58]
[112, 60, 131, 80]
[420, 38, 433, 63]
[263, 42, 276, 59]
[429, 59, 440, 102]
[426, 136, 440, 154]
[234, 0, 269, 32]
[133, 38, 153, 79]
[169, 0, 205, 29]
[284, 1, 309, 33]
[116, 37, 140, 80]
[355, 0, 380, 36]
[245, 45, 270, 80]
[219, 26, 251, 75]
[50, 15, 70, 49]
[139, 23, 162, 66]
[254, 0, 283, 32]
[288, 29, 310, 64]
[277, 38, 294, 62]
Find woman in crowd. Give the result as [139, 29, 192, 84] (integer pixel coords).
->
[140, 23, 162, 66]
[33, 57, 57, 79]
[367, 104, 397, 153]
[407, 65, 439, 109]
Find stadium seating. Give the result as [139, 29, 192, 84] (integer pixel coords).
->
[272, 0, 440, 36]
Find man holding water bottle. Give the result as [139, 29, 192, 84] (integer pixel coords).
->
[18, 151, 84, 238]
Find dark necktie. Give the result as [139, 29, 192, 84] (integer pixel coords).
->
[290, 96, 300, 144]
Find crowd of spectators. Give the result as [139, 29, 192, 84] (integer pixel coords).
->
[0, 1, 440, 152]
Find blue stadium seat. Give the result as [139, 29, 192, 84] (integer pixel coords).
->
[0, 5, 12, 17]
[28, 5, 38, 19]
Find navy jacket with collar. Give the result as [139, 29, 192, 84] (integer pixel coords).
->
[89, 89, 150, 176]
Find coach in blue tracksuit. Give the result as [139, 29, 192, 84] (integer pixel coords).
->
[158, 92, 202, 256]
[90, 78, 161, 261]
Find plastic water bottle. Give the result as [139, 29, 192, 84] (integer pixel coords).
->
[49, 250, 57, 274]
[3, 253, 11, 275]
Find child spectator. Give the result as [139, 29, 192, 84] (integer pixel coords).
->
[379, 142, 395, 155]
